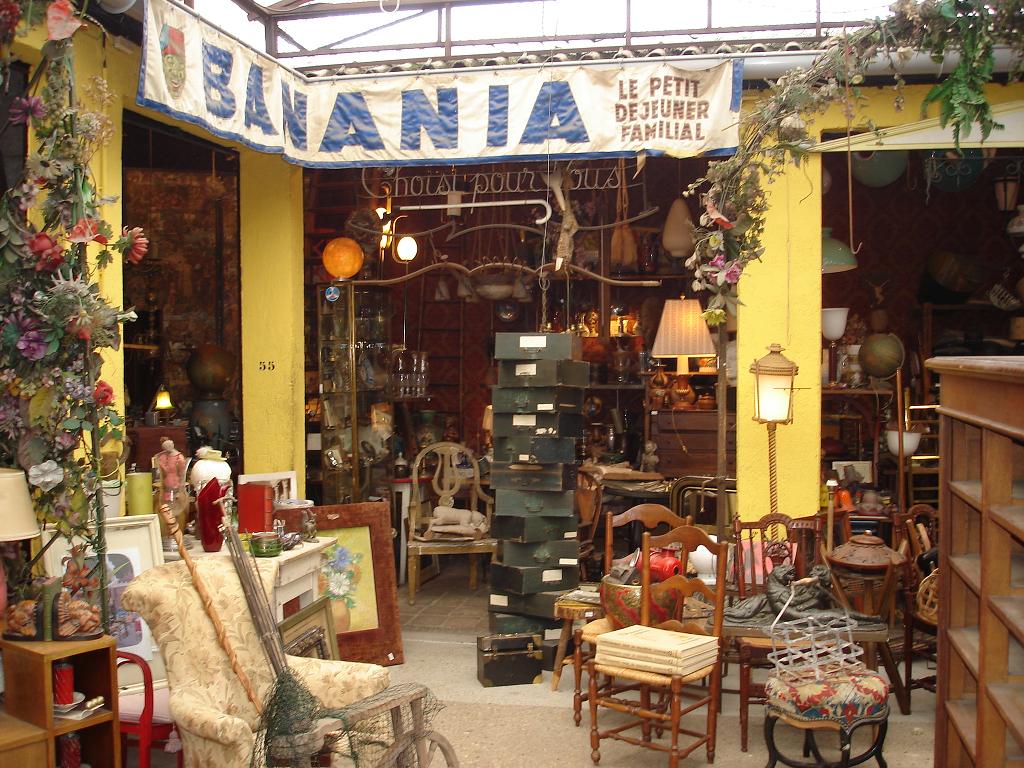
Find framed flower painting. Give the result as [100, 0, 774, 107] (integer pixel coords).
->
[312, 501, 403, 666]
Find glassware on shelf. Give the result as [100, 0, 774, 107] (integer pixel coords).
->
[413, 351, 429, 397]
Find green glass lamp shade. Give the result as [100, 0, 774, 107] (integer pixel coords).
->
[822, 227, 857, 273]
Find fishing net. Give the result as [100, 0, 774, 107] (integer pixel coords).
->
[250, 676, 445, 767]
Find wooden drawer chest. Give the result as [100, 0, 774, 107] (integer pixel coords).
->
[649, 410, 736, 477]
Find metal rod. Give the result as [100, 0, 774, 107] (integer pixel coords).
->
[398, 198, 552, 225]
[716, 323, 728, 542]
[347, 260, 660, 288]
[348, 282, 360, 501]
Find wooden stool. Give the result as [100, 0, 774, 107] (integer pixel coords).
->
[551, 597, 603, 694]
[763, 671, 890, 768]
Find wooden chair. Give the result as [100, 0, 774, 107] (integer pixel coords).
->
[587, 525, 729, 766]
[576, 468, 604, 581]
[571, 503, 691, 726]
[893, 503, 940, 704]
[407, 441, 496, 605]
[668, 475, 737, 531]
[117, 651, 183, 768]
[731, 512, 830, 752]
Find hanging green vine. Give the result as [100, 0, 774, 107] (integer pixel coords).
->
[688, 0, 1023, 325]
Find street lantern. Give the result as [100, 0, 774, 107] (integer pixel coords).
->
[750, 343, 798, 516]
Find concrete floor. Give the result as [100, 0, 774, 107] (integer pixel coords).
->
[132, 556, 937, 767]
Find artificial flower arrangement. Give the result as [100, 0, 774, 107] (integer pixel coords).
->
[0, 0, 148, 635]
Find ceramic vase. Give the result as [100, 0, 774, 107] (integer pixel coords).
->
[197, 478, 227, 552]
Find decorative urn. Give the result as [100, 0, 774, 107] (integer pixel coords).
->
[828, 533, 906, 572]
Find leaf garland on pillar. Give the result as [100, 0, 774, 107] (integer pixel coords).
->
[686, 0, 1023, 324]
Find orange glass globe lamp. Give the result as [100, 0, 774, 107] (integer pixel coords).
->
[322, 237, 364, 279]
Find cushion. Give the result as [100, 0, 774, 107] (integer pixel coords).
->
[119, 686, 174, 725]
[765, 671, 889, 727]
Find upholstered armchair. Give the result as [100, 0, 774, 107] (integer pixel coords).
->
[122, 557, 390, 767]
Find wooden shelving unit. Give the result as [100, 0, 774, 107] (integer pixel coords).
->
[928, 356, 1024, 768]
[0, 636, 120, 767]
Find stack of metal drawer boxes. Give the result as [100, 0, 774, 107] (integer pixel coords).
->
[477, 332, 587, 686]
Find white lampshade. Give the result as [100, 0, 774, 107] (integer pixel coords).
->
[886, 429, 922, 457]
[652, 299, 715, 371]
[821, 308, 849, 342]
[750, 344, 799, 424]
[0, 468, 41, 541]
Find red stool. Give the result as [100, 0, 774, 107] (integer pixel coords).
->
[116, 651, 184, 768]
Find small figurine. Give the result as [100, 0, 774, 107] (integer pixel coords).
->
[640, 441, 660, 473]
[301, 509, 318, 541]
[442, 415, 460, 443]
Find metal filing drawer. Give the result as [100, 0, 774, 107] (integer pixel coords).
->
[491, 386, 584, 414]
[491, 514, 578, 542]
[499, 538, 580, 567]
[494, 332, 582, 361]
[497, 360, 589, 388]
[493, 489, 574, 517]
[490, 462, 577, 491]
[493, 436, 577, 464]
[489, 562, 579, 595]
[492, 411, 584, 438]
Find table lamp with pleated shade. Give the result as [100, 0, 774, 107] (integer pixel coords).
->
[0, 468, 40, 543]
[652, 298, 716, 374]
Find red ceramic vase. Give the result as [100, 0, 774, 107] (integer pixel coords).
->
[197, 479, 227, 552]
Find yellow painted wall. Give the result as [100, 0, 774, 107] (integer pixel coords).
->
[735, 80, 1024, 521]
[12, 28, 307, 497]
[238, 153, 307, 492]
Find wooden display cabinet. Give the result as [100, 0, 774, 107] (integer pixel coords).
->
[0, 636, 120, 767]
[928, 357, 1024, 768]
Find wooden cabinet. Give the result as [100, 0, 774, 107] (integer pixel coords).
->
[0, 636, 120, 767]
[649, 409, 736, 477]
[928, 357, 1024, 768]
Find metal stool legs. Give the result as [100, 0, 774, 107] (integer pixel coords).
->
[764, 713, 888, 768]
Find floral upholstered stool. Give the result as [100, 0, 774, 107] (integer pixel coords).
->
[763, 670, 890, 768]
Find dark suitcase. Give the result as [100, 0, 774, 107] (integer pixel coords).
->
[476, 633, 543, 687]
[487, 589, 565, 618]
[492, 411, 584, 438]
[489, 562, 579, 595]
[494, 332, 582, 361]
[491, 514, 578, 543]
[497, 359, 589, 388]
[491, 386, 584, 414]
[488, 612, 563, 636]
[499, 538, 580, 567]
[493, 436, 577, 464]
[494, 489, 574, 517]
[491, 462, 577, 491]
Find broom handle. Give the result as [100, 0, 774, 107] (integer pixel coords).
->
[157, 504, 264, 714]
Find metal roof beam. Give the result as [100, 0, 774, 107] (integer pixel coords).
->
[265, 0, 537, 20]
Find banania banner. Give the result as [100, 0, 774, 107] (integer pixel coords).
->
[139, 0, 742, 168]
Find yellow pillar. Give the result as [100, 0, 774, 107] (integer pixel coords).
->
[239, 152, 306, 493]
[736, 157, 822, 521]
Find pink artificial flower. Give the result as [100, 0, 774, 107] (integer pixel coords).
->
[705, 200, 734, 230]
[28, 232, 64, 271]
[723, 262, 742, 284]
[122, 226, 148, 264]
[709, 252, 726, 269]
[9, 96, 45, 125]
[68, 218, 108, 245]
[46, 0, 84, 41]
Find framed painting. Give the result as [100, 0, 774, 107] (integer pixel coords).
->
[43, 514, 164, 660]
[313, 501, 403, 666]
[238, 470, 298, 501]
[279, 595, 339, 660]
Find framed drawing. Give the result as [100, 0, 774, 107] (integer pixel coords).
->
[43, 514, 164, 660]
[279, 595, 339, 660]
[313, 501, 404, 666]
[238, 470, 298, 501]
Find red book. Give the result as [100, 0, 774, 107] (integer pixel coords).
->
[237, 482, 274, 534]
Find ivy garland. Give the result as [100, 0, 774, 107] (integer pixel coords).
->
[688, 0, 1023, 325]
[0, 1, 147, 617]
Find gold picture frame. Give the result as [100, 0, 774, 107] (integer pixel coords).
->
[278, 595, 339, 661]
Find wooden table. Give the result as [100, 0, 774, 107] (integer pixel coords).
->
[550, 596, 605, 691]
